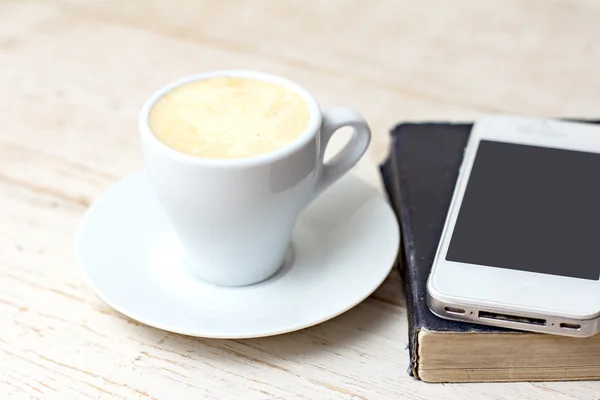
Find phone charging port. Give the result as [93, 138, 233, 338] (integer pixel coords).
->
[479, 311, 546, 326]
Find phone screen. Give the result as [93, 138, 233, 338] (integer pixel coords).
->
[446, 140, 600, 280]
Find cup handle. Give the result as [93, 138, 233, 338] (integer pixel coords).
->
[310, 108, 371, 202]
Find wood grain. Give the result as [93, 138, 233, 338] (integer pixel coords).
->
[1, 0, 600, 398]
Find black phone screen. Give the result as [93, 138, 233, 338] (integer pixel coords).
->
[446, 140, 600, 280]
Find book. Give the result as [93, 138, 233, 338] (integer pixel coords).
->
[380, 121, 600, 383]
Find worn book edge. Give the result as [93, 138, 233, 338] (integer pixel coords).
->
[416, 329, 600, 383]
[379, 129, 423, 376]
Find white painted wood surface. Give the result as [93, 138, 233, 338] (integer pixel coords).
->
[1, 0, 600, 398]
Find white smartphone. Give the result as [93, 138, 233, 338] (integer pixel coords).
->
[427, 116, 600, 337]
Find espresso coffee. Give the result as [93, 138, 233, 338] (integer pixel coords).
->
[148, 77, 311, 159]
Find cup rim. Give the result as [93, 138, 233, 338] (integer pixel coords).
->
[139, 70, 322, 168]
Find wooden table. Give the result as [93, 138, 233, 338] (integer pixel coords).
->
[2, 0, 599, 398]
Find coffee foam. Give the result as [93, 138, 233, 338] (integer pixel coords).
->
[148, 77, 311, 159]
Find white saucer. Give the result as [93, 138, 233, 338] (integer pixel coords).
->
[76, 171, 400, 338]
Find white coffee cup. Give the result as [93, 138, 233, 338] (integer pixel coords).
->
[140, 70, 371, 286]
